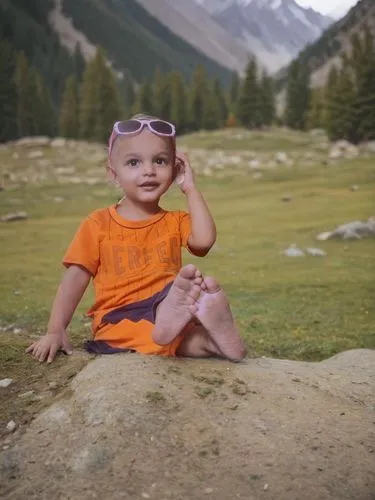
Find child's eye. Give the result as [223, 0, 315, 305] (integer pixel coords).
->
[126, 159, 139, 167]
[155, 158, 168, 166]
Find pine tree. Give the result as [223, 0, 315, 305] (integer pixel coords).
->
[72, 43, 86, 81]
[202, 81, 221, 130]
[132, 81, 154, 116]
[351, 26, 375, 142]
[59, 75, 80, 138]
[0, 40, 18, 142]
[229, 71, 240, 111]
[326, 59, 356, 141]
[153, 68, 172, 121]
[237, 58, 261, 129]
[94, 51, 122, 143]
[169, 71, 186, 134]
[122, 69, 136, 118]
[325, 65, 340, 139]
[34, 70, 55, 135]
[15, 52, 34, 136]
[187, 65, 209, 131]
[79, 57, 98, 139]
[79, 48, 122, 142]
[285, 59, 311, 130]
[213, 77, 228, 127]
[258, 71, 275, 126]
[307, 87, 325, 130]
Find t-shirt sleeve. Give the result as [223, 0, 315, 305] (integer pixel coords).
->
[62, 216, 100, 276]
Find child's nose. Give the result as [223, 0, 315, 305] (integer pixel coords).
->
[143, 162, 156, 175]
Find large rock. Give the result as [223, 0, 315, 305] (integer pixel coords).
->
[1, 350, 374, 499]
[329, 141, 359, 159]
[15, 137, 50, 148]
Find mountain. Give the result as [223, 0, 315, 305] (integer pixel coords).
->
[196, 0, 333, 72]
[52, 0, 237, 85]
[134, 0, 252, 74]
[328, 1, 357, 20]
[0, 0, 84, 105]
[277, 0, 374, 89]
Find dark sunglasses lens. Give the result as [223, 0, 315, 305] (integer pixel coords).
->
[117, 120, 141, 133]
[150, 120, 173, 135]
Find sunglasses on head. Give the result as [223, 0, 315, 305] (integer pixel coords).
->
[108, 119, 176, 154]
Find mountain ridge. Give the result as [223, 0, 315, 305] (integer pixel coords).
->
[196, 0, 333, 71]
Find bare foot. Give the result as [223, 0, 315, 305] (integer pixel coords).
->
[152, 264, 202, 345]
[195, 277, 246, 362]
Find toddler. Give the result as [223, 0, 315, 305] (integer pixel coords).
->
[27, 114, 246, 363]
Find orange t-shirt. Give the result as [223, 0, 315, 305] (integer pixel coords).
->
[63, 205, 194, 332]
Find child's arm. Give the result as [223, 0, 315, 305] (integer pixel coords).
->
[26, 265, 91, 363]
[177, 152, 216, 256]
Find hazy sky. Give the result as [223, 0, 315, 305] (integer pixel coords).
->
[295, 0, 357, 15]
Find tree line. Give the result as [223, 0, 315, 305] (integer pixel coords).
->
[1, 24, 374, 145]
[285, 25, 375, 143]
[0, 41, 276, 143]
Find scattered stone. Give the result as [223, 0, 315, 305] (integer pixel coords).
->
[249, 159, 261, 169]
[306, 248, 327, 257]
[363, 141, 375, 153]
[275, 152, 288, 164]
[202, 167, 213, 177]
[1, 211, 28, 222]
[317, 217, 375, 241]
[0, 378, 13, 388]
[6, 420, 17, 433]
[204, 488, 214, 494]
[252, 172, 263, 180]
[15, 136, 50, 148]
[329, 140, 359, 159]
[350, 185, 359, 192]
[310, 128, 326, 137]
[282, 244, 304, 257]
[281, 194, 293, 203]
[12, 152, 19, 159]
[13, 290, 21, 296]
[13, 327, 22, 334]
[50, 138, 67, 148]
[27, 150, 44, 159]
[56, 167, 75, 175]
[264, 484, 269, 491]
[19, 391, 35, 399]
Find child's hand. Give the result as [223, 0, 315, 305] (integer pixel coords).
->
[26, 330, 73, 363]
[175, 152, 196, 194]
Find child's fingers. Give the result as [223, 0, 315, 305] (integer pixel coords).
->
[25, 342, 37, 353]
[47, 344, 60, 364]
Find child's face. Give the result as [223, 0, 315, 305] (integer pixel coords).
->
[109, 128, 175, 205]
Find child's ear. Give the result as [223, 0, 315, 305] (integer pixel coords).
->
[106, 161, 117, 185]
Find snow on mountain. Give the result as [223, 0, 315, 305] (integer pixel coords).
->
[195, 0, 334, 71]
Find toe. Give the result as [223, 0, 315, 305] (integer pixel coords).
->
[180, 264, 198, 279]
[203, 277, 221, 293]
[189, 284, 201, 300]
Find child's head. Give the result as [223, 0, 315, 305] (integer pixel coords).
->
[107, 113, 177, 206]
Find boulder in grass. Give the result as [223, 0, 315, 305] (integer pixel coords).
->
[282, 244, 304, 257]
[317, 217, 375, 241]
[1, 211, 28, 222]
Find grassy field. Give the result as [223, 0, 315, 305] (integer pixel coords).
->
[0, 128, 374, 432]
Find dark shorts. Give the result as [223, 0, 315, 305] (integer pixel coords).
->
[84, 281, 173, 355]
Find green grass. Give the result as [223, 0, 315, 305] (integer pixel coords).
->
[1, 130, 375, 365]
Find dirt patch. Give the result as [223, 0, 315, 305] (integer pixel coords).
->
[0, 344, 91, 440]
[1, 349, 374, 499]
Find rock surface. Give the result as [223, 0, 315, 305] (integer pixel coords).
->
[1, 350, 374, 499]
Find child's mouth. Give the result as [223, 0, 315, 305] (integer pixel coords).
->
[139, 182, 159, 190]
